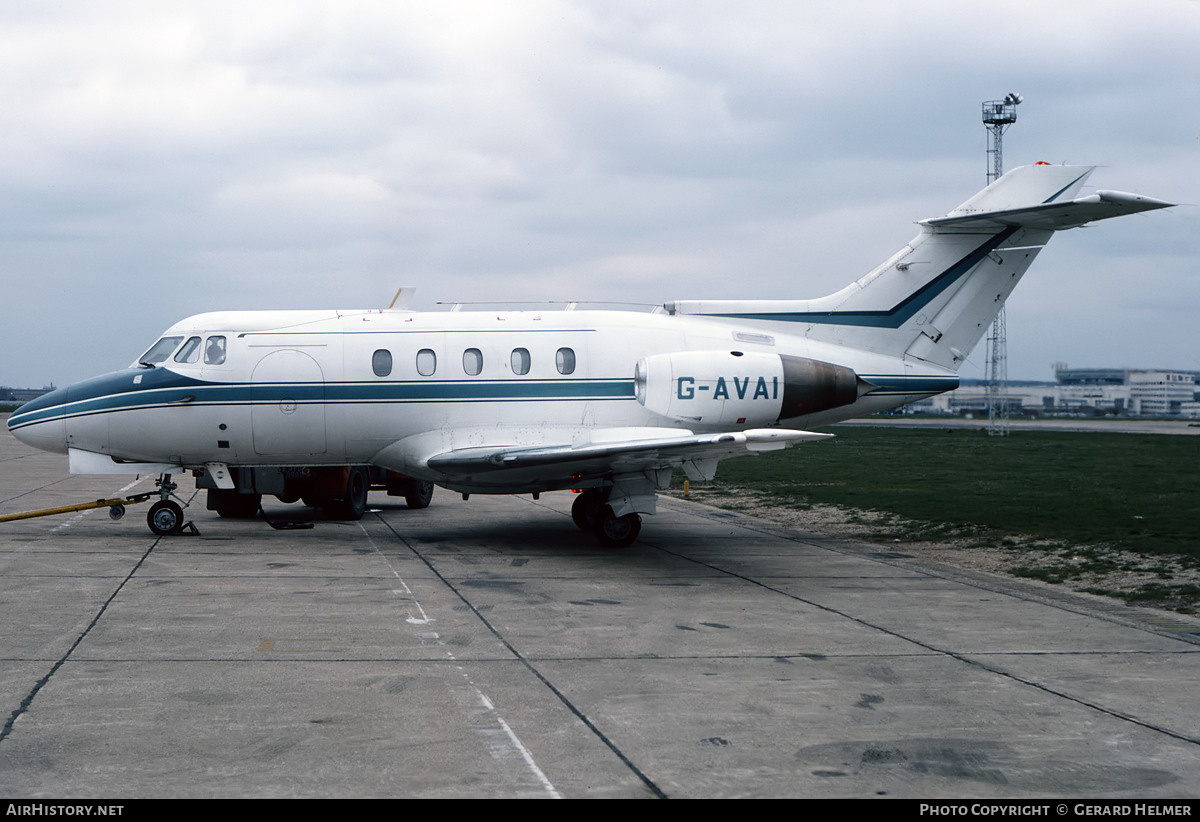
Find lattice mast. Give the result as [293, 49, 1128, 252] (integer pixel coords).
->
[982, 93, 1021, 436]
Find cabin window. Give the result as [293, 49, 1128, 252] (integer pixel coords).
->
[416, 349, 437, 376]
[139, 336, 183, 366]
[510, 348, 531, 375]
[174, 337, 201, 363]
[463, 348, 483, 376]
[372, 349, 393, 377]
[204, 336, 227, 365]
[556, 347, 576, 375]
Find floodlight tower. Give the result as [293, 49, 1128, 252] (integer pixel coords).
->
[983, 93, 1021, 185]
[982, 92, 1022, 436]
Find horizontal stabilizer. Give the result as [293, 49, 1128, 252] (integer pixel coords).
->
[924, 189, 1174, 232]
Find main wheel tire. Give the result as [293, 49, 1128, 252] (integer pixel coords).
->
[404, 480, 434, 510]
[571, 490, 604, 532]
[147, 500, 184, 536]
[595, 508, 641, 548]
[324, 467, 369, 520]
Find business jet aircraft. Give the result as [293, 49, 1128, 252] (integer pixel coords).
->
[7, 164, 1172, 545]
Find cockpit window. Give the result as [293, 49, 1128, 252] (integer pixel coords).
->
[174, 337, 201, 363]
[204, 336, 227, 365]
[139, 336, 183, 366]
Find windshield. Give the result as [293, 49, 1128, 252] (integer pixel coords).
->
[138, 336, 183, 366]
[174, 336, 202, 363]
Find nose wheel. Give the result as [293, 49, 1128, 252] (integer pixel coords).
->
[147, 499, 185, 536]
[145, 473, 197, 536]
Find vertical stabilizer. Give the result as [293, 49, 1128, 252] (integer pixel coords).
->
[670, 164, 1172, 371]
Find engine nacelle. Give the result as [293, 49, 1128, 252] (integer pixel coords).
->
[634, 350, 862, 426]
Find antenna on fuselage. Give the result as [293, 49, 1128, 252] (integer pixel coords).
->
[388, 286, 417, 310]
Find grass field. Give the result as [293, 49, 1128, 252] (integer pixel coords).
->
[693, 425, 1200, 611]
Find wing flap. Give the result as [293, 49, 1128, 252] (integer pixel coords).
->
[425, 428, 830, 476]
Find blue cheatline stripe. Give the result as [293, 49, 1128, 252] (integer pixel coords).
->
[8, 370, 960, 433]
[704, 226, 1020, 328]
[860, 374, 960, 395]
[6, 368, 211, 429]
[7, 364, 964, 429]
[1043, 170, 1091, 204]
[6, 375, 639, 430]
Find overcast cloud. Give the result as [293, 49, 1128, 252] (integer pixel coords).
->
[2, 0, 1196, 387]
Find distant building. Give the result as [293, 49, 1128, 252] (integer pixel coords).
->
[1054, 368, 1128, 386]
[907, 367, 1200, 418]
[1055, 367, 1198, 417]
[0, 385, 55, 404]
[1054, 368, 1131, 415]
[1127, 370, 1197, 417]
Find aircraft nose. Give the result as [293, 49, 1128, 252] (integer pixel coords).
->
[6, 386, 69, 455]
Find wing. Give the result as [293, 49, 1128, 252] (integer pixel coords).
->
[419, 426, 830, 491]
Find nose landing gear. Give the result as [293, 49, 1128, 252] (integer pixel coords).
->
[146, 474, 198, 536]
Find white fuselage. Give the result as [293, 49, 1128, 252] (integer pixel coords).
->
[9, 306, 947, 489]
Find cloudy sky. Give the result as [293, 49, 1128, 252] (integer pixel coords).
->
[2, 0, 1196, 388]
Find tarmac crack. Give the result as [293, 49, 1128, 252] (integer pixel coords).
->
[0, 529, 163, 746]
[646, 503, 1200, 751]
[0, 474, 78, 507]
[0, 484, 199, 746]
[371, 512, 669, 799]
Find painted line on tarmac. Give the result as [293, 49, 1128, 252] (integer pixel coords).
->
[358, 521, 562, 799]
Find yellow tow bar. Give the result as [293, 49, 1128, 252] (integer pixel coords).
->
[0, 492, 157, 524]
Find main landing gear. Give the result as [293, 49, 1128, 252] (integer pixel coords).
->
[146, 474, 197, 536]
[571, 489, 642, 549]
[206, 466, 430, 524]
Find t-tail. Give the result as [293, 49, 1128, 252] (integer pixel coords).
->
[669, 164, 1172, 371]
